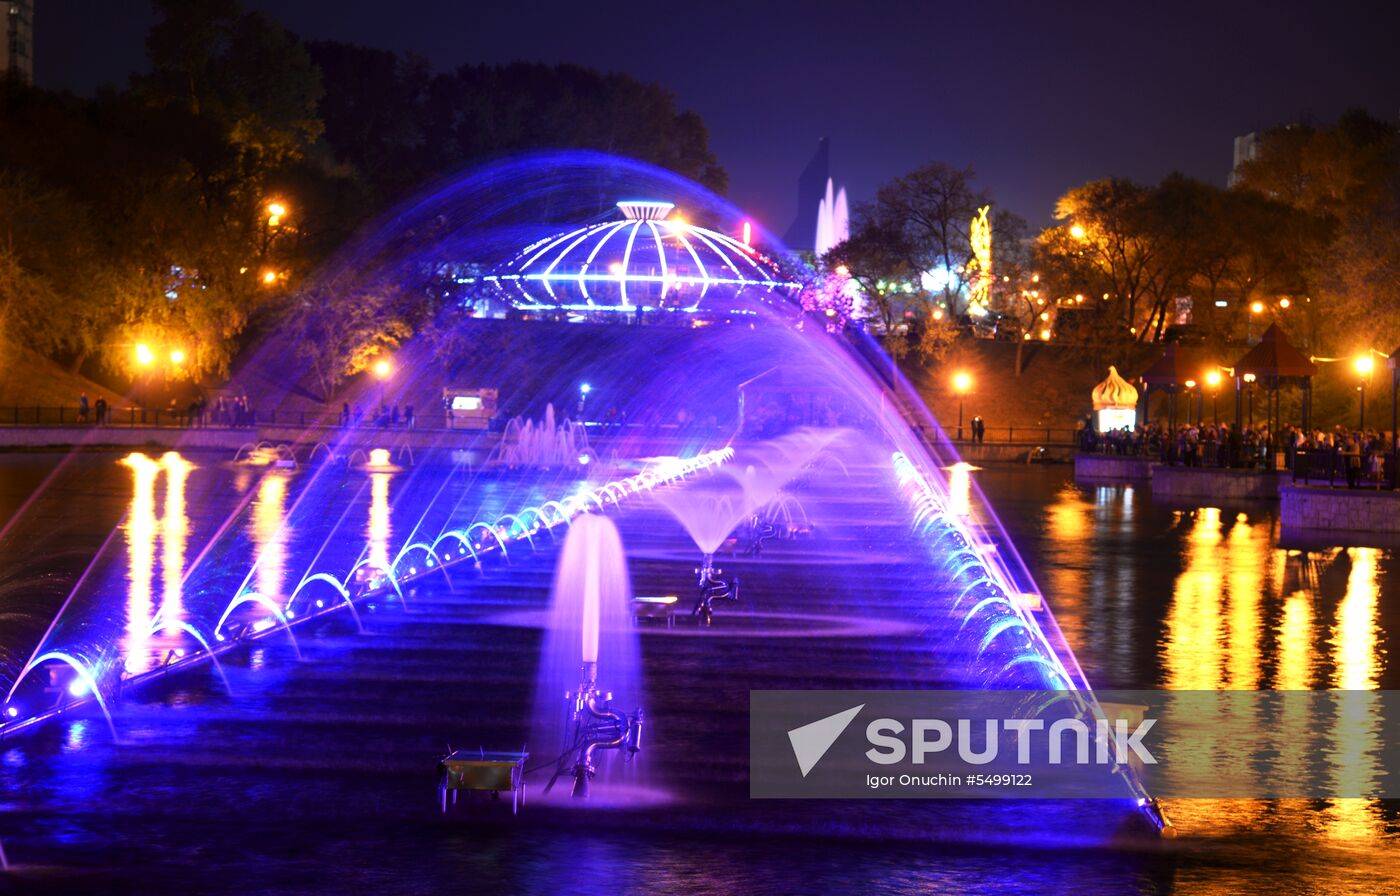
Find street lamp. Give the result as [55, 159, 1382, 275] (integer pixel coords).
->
[1205, 370, 1221, 425]
[170, 349, 185, 365]
[952, 371, 971, 440]
[1183, 379, 1197, 425]
[135, 343, 155, 418]
[1243, 373, 1257, 428]
[1069, 223, 1086, 240]
[373, 358, 392, 418]
[577, 382, 592, 419]
[266, 200, 288, 227]
[1355, 354, 1374, 430]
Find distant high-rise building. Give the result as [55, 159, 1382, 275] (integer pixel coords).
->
[2, 0, 33, 84]
[1228, 132, 1260, 187]
[784, 138, 831, 250]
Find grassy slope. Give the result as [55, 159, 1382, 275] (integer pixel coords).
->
[0, 340, 126, 409]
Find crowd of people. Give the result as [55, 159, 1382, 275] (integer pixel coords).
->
[1082, 418, 1394, 487]
[339, 402, 416, 428]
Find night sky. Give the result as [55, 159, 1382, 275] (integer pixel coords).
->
[34, 0, 1400, 230]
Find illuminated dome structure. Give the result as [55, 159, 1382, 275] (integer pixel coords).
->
[1091, 365, 1140, 432]
[478, 200, 801, 321]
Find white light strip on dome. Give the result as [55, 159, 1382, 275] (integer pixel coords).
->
[646, 220, 669, 301]
[502, 273, 797, 289]
[520, 224, 595, 269]
[668, 224, 711, 299]
[702, 228, 771, 275]
[582, 220, 630, 268]
[510, 303, 760, 315]
[620, 221, 643, 306]
[675, 224, 745, 281]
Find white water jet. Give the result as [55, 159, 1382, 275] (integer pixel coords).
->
[533, 514, 641, 779]
[814, 177, 849, 259]
[493, 403, 596, 469]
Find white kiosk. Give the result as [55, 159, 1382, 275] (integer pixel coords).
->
[443, 388, 498, 430]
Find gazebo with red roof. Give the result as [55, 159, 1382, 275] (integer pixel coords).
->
[1137, 343, 1216, 432]
[1229, 323, 1317, 440]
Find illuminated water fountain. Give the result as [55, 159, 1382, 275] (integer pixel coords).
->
[650, 429, 841, 623]
[537, 514, 643, 798]
[493, 404, 596, 469]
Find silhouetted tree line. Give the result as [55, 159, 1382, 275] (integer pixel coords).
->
[0, 0, 726, 389]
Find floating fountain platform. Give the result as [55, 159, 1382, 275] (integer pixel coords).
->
[438, 749, 529, 814]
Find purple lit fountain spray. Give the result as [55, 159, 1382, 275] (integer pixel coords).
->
[535, 514, 642, 798]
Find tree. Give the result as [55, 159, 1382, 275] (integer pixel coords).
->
[1234, 111, 1400, 352]
[856, 163, 990, 318]
[144, 0, 324, 174]
[284, 277, 415, 402]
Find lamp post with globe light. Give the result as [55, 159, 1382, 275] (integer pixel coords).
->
[1355, 354, 1374, 431]
[952, 372, 971, 441]
[135, 343, 155, 421]
[1244, 373, 1257, 428]
[578, 382, 592, 420]
[374, 358, 392, 422]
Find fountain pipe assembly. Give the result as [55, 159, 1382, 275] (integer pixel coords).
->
[546, 661, 643, 798]
[692, 553, 739, 625]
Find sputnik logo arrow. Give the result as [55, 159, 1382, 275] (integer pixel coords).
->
[787, 704, 864, 776]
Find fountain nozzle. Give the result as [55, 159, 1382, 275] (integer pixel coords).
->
[692, 553, 739, 626]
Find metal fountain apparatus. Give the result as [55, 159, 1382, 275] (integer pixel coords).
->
[545, 660, 643, 798]
[692, 554, 739, 625]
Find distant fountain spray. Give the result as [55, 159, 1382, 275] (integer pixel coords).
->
[494, 404, 595, 469]
[814, 178, 849, 258]
[536, 514, 643, 798]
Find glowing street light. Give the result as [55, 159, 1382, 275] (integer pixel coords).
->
[578, 382, 592, 420]
[1279, 297, 1291, 309]
[1069, 223, 1086, 240]
[267, 200, 288, 227]
[952, 371, 971, 441]
[1250, 301, 1264, 314]
[170, 349, 185, 365]
[373, 358, 392, 415]
[135, 343, 155, 366]
[1205, 370, 1222, 424]
[1356, 353, 1375, 430]
[1243, 372, 1258, 427]
[262, 270, 279, 286]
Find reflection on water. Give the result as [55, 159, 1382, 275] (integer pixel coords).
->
[121, 454, 160, 675]
[160, 453, 191, 633]
[368, 471, 392, 574]
[251, 472, 289, 602]
[977, 468, 1400, 877]
[120, 452, 194, 673]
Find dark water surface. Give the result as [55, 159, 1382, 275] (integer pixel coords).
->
[0, 453, 1396, 895]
